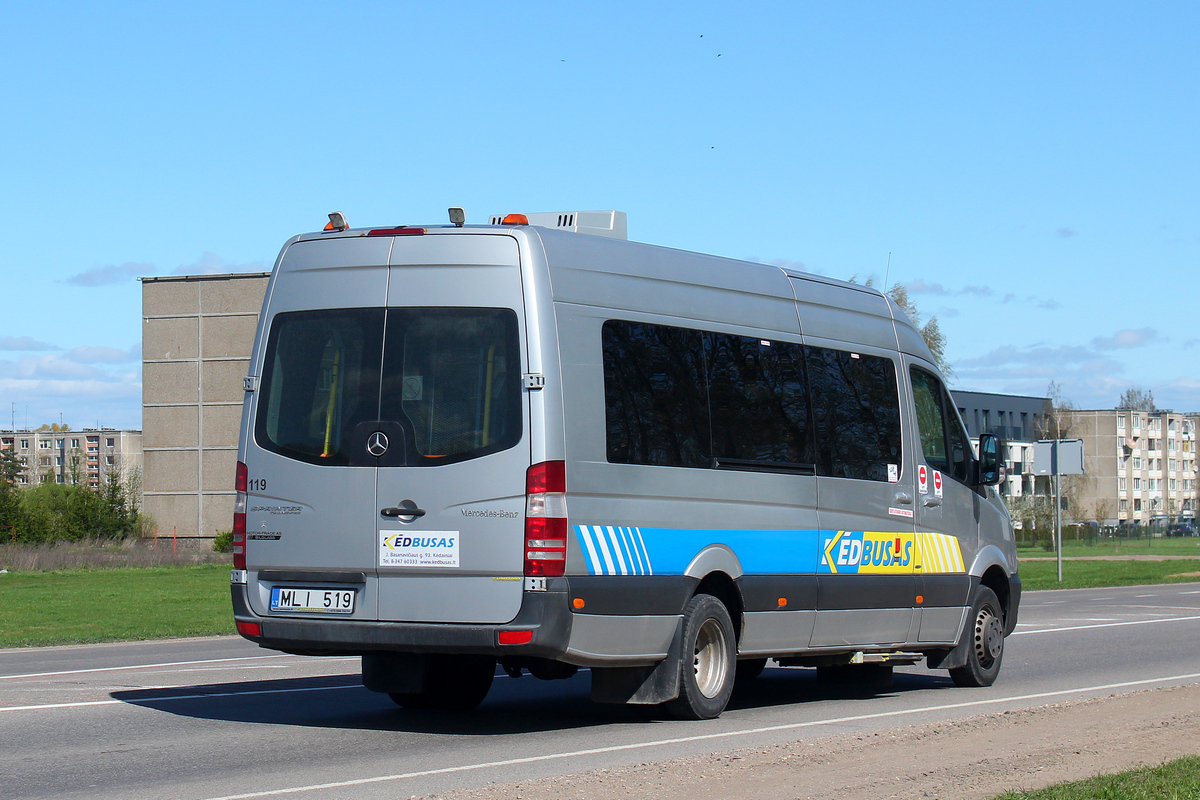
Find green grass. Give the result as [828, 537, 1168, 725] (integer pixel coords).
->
[992, 756, 1200, 799]
[1018, 558, 1200, 590]
[1018, 537, 1200, 559]
[0, 565, 234, 647]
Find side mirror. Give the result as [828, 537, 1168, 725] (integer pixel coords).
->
[975, 433, 1002, 486]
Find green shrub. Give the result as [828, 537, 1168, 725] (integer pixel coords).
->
[212, 530, 234, 553]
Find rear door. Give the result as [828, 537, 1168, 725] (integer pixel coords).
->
[374, 234, 529, 624]
[245, 238, 392, 621]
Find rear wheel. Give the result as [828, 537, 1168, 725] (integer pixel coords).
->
[665, 594, 736, 720]
[389, 654, 495, 710]
[949, 586, 1005, 687]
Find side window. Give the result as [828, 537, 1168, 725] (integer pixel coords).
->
[708, 334, 813, 465]
[910, 368, 949, 473]
[602, 321, 815, 469]
[807, 347, 902, 482]
[911, 366, 972, 484]
[602, 321, 709, 467]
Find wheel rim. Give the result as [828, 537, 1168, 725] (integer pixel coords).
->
[973, 604, 1003, 669]
[692, 618, 730, 698]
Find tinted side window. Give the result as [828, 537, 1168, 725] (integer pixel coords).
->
[708, 334, 813, 465]
[911, 366, 972, 484]
[807, 347, 902, 482]
[911, 367, 949, 473]
[256, 309, 384, 466]
[602, 321, 709, 467]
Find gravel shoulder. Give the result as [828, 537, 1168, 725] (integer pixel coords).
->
[424, 683, 1200, 800]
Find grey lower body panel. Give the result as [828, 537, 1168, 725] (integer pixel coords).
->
[810, 608, 913, 647]
[739, 610, 816, 655]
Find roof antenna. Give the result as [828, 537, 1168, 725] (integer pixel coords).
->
[884, 251, 892, 289]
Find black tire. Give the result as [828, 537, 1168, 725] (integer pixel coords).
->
[949, 585, 1005, 687]
[388, 654, 495, 710]
[736, 658, 767, 681]
[665, 594, 737, 720]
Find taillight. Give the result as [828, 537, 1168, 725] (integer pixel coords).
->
[236, 621, 261, 637]
[366, 226, 425, 236]
[233, 461, 247, 570]
[525, 461, 566, 577]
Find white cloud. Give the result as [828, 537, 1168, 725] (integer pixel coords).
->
[1091, 328, 1161, 350]
[66, 345, 135, 364]
[0, 336, 59, 351]
[67, 262, 151, 286]
[0, 354, 107, 381]
[905, 280, 1057, 310]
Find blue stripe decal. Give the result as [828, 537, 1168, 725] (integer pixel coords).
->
[571, 525, 968, 577]
[574, 525, 819, 576]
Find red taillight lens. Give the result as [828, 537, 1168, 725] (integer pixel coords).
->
[236, 621, 261, 637]
[233, 461, 247, 570]
[367, 227, 426, 236]
[498, 629, 533, 645]
[525, 461, 567, 577]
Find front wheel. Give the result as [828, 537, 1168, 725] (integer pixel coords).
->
[949, 585, 1005, 687]
[665, 594, 736, 720]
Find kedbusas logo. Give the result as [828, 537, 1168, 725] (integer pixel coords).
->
[819, 530, 914, 574]
[382, 534, 456, 550]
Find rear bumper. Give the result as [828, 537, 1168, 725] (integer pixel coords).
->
[232, 581, 573, 660]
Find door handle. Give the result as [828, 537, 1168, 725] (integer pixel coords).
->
[893, 492, 913, 504]
[381, 506, 426, 518]
[922, 497, 942, 508]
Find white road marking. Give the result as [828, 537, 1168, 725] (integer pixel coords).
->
[0, 654, 354, 681]
[1012, 614, 1200, 635]
[194, 672, 1200, 800]
[0, 682, 360, 713]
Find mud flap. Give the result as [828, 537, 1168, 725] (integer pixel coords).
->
[590, 620, 683, 705]
[927, 609, 974, 670]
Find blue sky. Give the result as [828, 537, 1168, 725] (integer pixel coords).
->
[1, 2, 1197, 430]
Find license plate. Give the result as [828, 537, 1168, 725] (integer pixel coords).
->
[269, 586, 356, 615]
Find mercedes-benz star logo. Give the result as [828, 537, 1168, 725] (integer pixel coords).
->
[366, 431, 389, 457]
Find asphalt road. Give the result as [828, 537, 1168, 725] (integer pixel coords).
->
[3, 583, 1200, 800]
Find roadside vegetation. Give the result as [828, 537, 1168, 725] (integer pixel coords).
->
[0, 445, 146, 544]
[0, 564, 232, 647]
[1018, 536, 1200, 559]
[1018, 559, 1200, 590]
[992, 756, 1200, 799]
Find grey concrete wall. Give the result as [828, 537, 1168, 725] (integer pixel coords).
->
[141, 272, 269, 538]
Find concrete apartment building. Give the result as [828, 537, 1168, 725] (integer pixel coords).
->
[0, 428, 142, 489]
[140, 272, 270, 539]
[1065, 408, 1198, 528]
